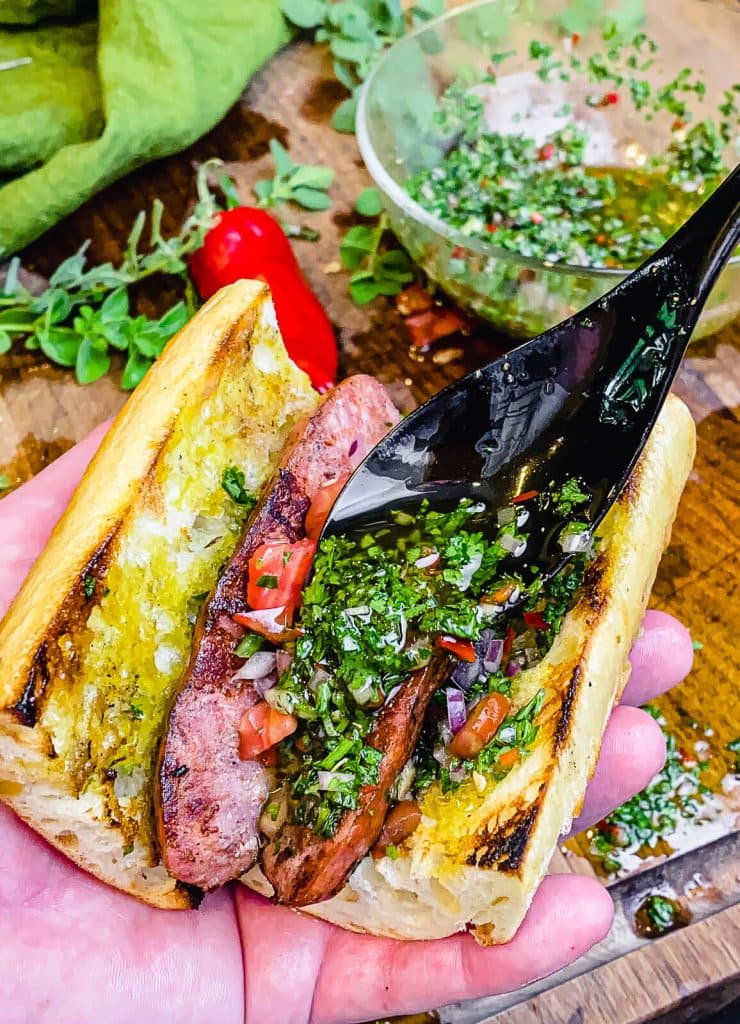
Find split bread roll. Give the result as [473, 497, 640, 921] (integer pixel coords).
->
[0, 279, 695, 942]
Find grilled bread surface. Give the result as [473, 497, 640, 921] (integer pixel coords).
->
[0, 281, 318, 907]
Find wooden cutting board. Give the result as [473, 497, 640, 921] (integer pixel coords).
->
[1, 28, 738, 1024]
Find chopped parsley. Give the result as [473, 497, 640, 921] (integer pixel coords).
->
[265, 498, 593, 835]
[235, 633, 265, 659]
[727, 737, 740, 773]
[588, 705, 713, 875]
[256, 574, 279, 589]
[221, 465, 256, 508]
[405, 30, 738, 269]
[549, 478, 590, 516]
[83, 574, 96, 600]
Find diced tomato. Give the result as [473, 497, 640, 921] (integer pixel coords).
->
[247, 538, 316, 611]
[498, 748, 520, 769]
[305, 477, 350, 540]
[512, 489, 539, 503]
[448, 692, 511, 759]
[437, 635, 477, 662]
[406, 307, 468, 349]
[238, 700, 297, 760]
[523, 611, 548, 630]
[233, 606, 300, 643]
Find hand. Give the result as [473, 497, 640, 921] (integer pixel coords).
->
[1, 428, 694, 1024]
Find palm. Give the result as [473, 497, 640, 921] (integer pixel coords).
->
[1, 430, 694, 1024]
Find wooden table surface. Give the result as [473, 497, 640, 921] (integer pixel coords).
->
[1, 22, 738, 1024]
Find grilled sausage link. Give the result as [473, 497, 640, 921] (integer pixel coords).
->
[156, 375, 399, 890]
[261, 656, 450, 906]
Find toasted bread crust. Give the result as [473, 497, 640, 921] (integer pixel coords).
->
[0, 281, 317, 908]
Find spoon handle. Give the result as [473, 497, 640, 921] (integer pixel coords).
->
[646, 161, 740, 317]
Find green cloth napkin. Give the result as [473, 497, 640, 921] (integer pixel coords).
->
[0, 0, 288, 257]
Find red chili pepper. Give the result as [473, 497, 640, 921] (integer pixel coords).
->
[523, 610, 548, 630]
[189, 207, 337, 391]
[512, 489, 539, 503]
[602, 92, 619, 106]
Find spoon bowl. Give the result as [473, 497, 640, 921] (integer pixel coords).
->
[321, 165, 740, 593]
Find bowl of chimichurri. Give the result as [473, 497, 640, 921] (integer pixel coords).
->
[356, 0, 740, 340]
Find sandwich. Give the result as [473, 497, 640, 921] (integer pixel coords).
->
[0, 280, 695, 943]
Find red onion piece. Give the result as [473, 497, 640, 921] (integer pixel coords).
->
[446, 688, 467, 734]
[275, 649, 293, 676]
[451, 658, 480, 691]
[506, 660, 521, 677]
[483, 637, 504, 672]
[415, 550, 440, 570]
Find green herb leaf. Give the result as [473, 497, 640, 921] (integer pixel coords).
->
[83, 574, 96, 600]
[235, 633, 266, 659]
[0, 473, 11, 492]
[281, 0, 327, 30]
[221, 465, 255, 508]
[76, 337, 111, 384]
[269, 139, 295, 177]
[331, 95, 358, 133]
[121, 349, 152, 391]
[355, 187, 383, 216]
[256, 574, 279, 589]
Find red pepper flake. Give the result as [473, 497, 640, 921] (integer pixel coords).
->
[523, 610, 548, 630]
[571, 32, 581, 45]
[672, 118, 686, 131]
[595, 233, 608, 245]
[485, 223, 499, 233]
[537, 143, 556, 162]
[451, 245, 467, 260]
[530, 211, 544, 224]
[601, 91, 619, 106]
[512, 489, 539, 503]
[406, 307, 468, 349]
[502, 626, 516, 661]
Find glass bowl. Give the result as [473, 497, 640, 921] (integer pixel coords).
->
[356, 0, 739, 340]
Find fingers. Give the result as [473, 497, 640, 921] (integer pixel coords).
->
[237, 875, 612, 1024]
[565, 705, 666, 837]
[0, 804, 244, 1024]
[0, 422, 109, 617]
[621, 610, 693, 707]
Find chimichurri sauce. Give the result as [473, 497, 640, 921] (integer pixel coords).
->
[258, 482, 593, 839]
[405, 30, 739, 269]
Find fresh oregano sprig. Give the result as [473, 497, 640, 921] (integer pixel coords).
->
[280, 0, 443, 133]
[340, 200, 414, 303]
[0, 161, 222, 389]
[254, 140, 335, 211]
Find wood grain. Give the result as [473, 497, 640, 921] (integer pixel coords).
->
[0, 18, 738, 1024]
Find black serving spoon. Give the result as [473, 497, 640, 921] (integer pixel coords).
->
[320, 163, 740, 592]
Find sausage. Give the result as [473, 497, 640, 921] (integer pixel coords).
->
[261, 655, 450, 906]
[156, 375, 400, 890]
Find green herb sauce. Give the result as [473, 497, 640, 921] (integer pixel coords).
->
[255, 485, 593, 837]
[405, 31, 739, 269]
